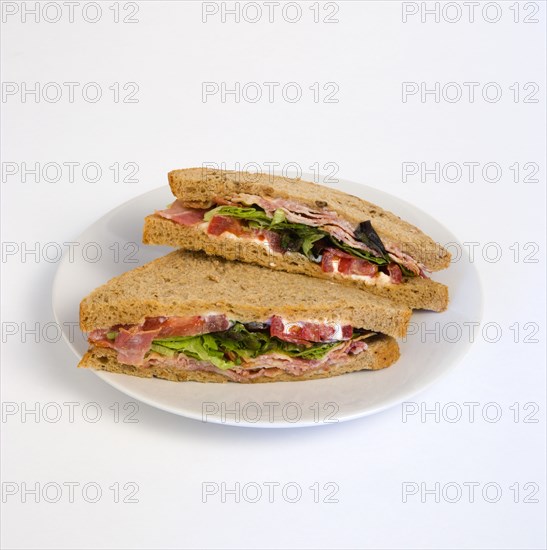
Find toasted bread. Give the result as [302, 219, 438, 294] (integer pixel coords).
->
[143, 215, 449, 312]
[80, 250, 411, 338]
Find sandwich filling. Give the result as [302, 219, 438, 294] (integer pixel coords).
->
[156, 196, 429, 285]
[88, 314, 374, 381]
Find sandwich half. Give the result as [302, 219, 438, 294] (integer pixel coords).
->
[79, 251, 410, 383]
[143, 168, 451, 311]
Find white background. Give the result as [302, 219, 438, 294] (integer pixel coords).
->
[1, 1, 546, 549]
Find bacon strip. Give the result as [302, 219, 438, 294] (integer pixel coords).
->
[88, 315, 361, 369]
[228, 194, 429, 277]
[157, 195, 428, 278]
[115, 327, 161, 365]
[144, 335, 369, 382]
[157, 200, 207, 226]
[156, 194, 429, 279]
[231, 194, 380, 256]
[386, 245, 426, 277]
[89, 315, 231, 366]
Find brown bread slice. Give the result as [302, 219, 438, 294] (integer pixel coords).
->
[79, 335, 400, 384]
[80, 250, 411, 337]
[167, 167, 451, 272]
[143, 215, 449, 312]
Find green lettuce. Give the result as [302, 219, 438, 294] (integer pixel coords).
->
[203, 205, 329, 259]
[150, 323, 341, 370]
[204, 204, 396, 265]
[329, 238, 389, 266]
[203, 206, 271, 225]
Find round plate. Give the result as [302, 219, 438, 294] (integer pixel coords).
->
[52, 176, 482, 428]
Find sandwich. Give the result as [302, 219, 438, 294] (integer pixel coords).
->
[143, 168, 451, 311]
[78, 250, 411, 383]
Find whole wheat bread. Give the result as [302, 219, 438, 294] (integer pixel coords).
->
[80, 250, 411, 337]
[143, 215, 449, 312]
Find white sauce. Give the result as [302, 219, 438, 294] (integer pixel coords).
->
[330, 258, 392, 286]
[200, 221, 275, 252]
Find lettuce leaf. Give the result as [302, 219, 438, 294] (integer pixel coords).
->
[201, 204, 406, 271]
[150, 323, 342, 370]
[329, 237, 389, 266]
[203, 206, 271, 225]
[270, 209, 286, 226]
[204, 205, 328, 259]
[302, 232, 327, 258]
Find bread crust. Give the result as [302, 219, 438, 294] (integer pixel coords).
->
[79, 335, 400, 383]
[80, 249, 411, 337]
[143, 215, 449, 312]
[167, 168, 451, 272]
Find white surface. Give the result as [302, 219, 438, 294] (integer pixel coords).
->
[1, 1, 545, 549]
[52, 181, 482, 426]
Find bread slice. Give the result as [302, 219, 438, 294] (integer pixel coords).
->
[143, 215, 449, 312]
[80, 250, 411, 338]
[167, 168, 451, 272]
[79, 335, 400, 384]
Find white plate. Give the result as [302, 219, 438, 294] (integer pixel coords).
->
[52, 176, 482, 428]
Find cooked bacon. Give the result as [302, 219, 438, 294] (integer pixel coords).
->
[158, 195, 430, 277]
[270, 315, 352, 345]
[233, 356, 324, 377]
[156, 199, 207, 226]
[321, 223, 378, 255]
[231, 194, 380, 256]
[207, 215, 245, 236]
[88, 334, 116, 349]
[228, 193, 432, 275]
[383, 241, 429, 278]
[387, 263, 403, 284]
[143, 334, 370, 381]
[233, 194, 340, 225]
[139, 317, 167, 331]
[345, 339, 368, 355]
[89, 313, 360, 371]
[114, 327, 161, 365]
[160, 195, 426, 276]
[88, 315, 231, 366]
